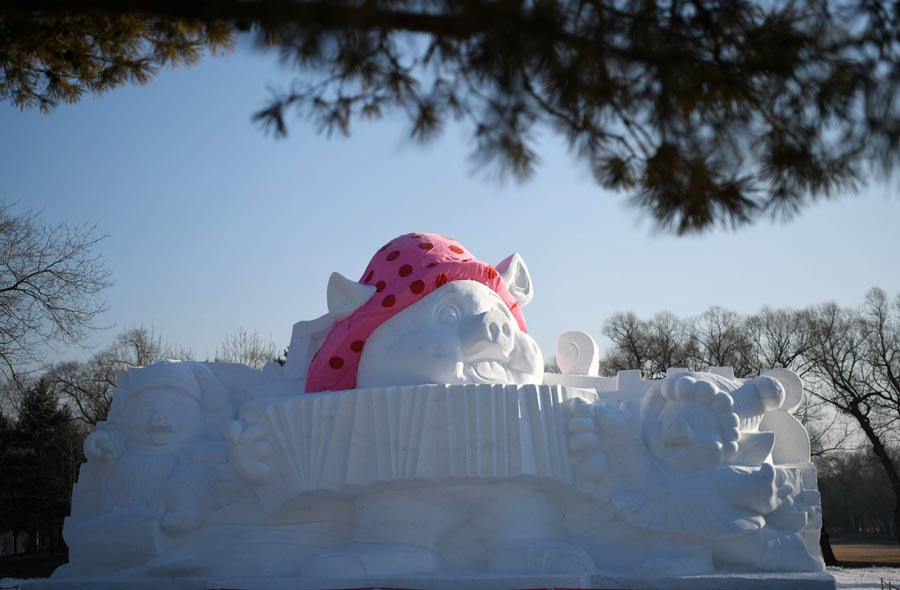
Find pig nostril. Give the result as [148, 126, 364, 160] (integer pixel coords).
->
[501, 323, 511, 337]
[489, 322, 500, 341]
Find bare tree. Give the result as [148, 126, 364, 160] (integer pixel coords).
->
[215, 327, 285, 370]
[601, 311, 698, 378]
[740, 306, 854, 456]
[803, 290, 900, 546]
[744, 306, 815, 377]
[689, 306, 755, 376]
[794, 395, 853, 460]
[602, 303, 852, 456]
[0, 204, 111, 386]
[645, 312, 698, 377]
[46, 326, 191, 426]
[601, 311, 654, 377]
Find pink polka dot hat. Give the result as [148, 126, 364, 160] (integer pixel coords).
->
[305, 232, 527, 393]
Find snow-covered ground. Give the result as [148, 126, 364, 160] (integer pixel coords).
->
[2, 569, 899, 589]
[830, 567, 900, 589]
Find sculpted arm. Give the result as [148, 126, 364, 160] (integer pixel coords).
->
[716, 463, 795, 515]
[84, 429, 125, 465]
[159, 460, 218, 536]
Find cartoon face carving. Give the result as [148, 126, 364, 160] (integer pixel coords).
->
[644, 400, 728, 468]
[122, 388, 205, 447]
[357, 280, 543, 387]
[641, 375, 741, 469]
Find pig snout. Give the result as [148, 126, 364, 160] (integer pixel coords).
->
[462, 308, 516, 358]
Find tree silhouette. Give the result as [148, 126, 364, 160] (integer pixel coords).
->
[4, 1, 900, 232]
[0, 204, 111, 385]
[0, 8, 233, 111]
[4, 379, 84, 555]
[215, 326, 286, 369]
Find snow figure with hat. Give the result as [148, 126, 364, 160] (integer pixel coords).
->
[62, 362, 231, 575]
[228, 233, 596, 577]
[572, 371, 824, 575]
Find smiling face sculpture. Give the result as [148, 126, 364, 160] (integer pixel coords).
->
[304, 233, 544, 392]
[123, 388, 204, 447]
[641, 375, 741, 469]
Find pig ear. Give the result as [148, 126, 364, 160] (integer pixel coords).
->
[496, 253, 534, 307]
[327, 272, 377, 321]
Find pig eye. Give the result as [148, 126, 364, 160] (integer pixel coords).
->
[435, 303, 461, 324]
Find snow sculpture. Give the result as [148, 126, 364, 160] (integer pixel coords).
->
[569, 372, 821, 576]
[62, 362, 230, 575]
[40, 233, 833, 590]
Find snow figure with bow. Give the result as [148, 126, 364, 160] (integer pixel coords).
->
[579, 372, 824, 575]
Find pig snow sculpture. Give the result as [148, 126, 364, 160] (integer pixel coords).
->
[229, 233, 594, 577]
[296, 232, 543, 392]
[46, 233, 831, 590]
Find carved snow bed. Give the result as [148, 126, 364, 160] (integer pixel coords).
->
[234, 384, 597, 510]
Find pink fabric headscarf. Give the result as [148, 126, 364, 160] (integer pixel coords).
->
[305, 233, 527, 393]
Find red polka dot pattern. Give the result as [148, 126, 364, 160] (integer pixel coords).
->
[305, 232, 528, 393]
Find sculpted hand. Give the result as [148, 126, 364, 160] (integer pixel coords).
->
[226, 421, 275, 485]
[594, 401, 640, 442]
[567, 399, 603, 456]
[565, 398, 609, 485]
[773, 465, 798, 509]
[753, 463, 795, 514]
[84, 430, 124, 465]
[160, 485, 202, 536]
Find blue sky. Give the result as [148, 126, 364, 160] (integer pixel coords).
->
[2, 38, 899, 365]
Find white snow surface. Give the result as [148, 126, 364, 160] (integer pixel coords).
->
[1, 569, 898, 589]
[830, 567, 900, 589]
